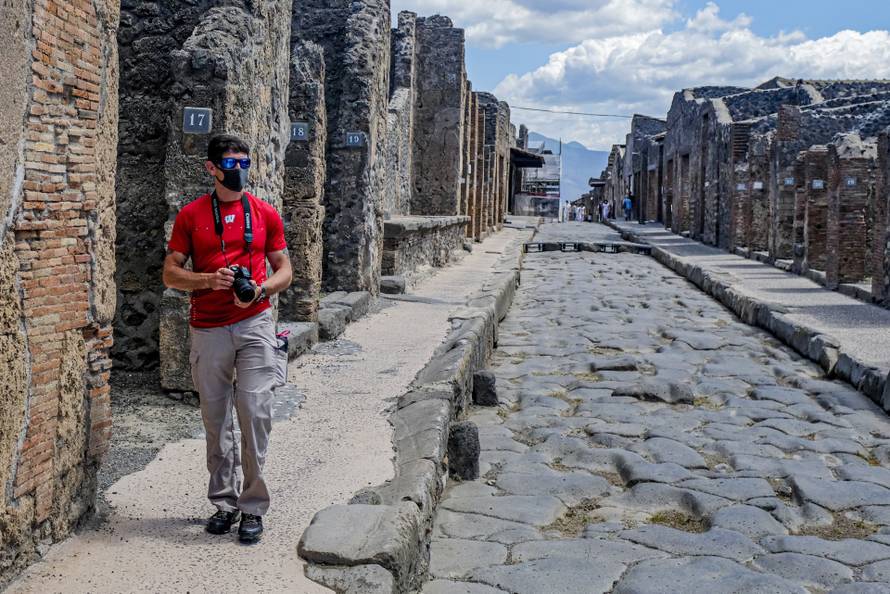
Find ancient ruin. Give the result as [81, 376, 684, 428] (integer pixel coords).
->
[599, 78, 890, 308]
[0, 0, 524, 584]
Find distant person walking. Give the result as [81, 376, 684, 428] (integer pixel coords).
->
[601, 199, 610, 223]
[623, 195, 633, 221]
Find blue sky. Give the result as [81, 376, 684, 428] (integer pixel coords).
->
[392, 0, 890, 149]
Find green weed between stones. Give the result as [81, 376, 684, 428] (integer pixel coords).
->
[541, 499, 600, 537]
[647, 510, 708, 533]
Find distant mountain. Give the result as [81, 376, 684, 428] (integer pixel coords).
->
[527, 132, 610, 202]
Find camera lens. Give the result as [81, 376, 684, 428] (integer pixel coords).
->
[230, 266, 255, 302]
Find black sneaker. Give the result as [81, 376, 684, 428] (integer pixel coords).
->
[238, 513, 263, 543]
[206, 510, 240, 535]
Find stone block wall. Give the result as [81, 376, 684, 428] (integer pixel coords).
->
[296, 0, 390, 294]
[748, 144, 771, 252]
[411, 16, 466, 217]
[826, 136, 875, 288]
[472, 94, 487, 239]
[114, 0, 214, 369]
[383, 11, 416, 218]
[0, 0, 118, 584]
[280, 41, 326, 322]
[159, 1, 293, 392]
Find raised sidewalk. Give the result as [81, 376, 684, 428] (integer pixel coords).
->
[608, 220, 890, 408]
[7, 220, 537, 594]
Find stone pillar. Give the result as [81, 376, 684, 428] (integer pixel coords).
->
[113, 0, 214, 370]
[770, 150, 798, 261]
[826, 136, 874, 289]
[465, 88, 478, 238]
[872, 131, 890, 305]
[792, 153, 808, 274]
[732, 164, 750, 248]
[460, 80, 472, 220]
[749, 149, 770, 252]
[280, 41, 326, 322]
[411, 16, 466, 216]
[383, 11, 417, 218]
[159, 2, 293, 392]
[0, 0, 118, 582]
[803, 146, 830, 273]
[296, 0, 390, 294]
[473, 94, 486, 240]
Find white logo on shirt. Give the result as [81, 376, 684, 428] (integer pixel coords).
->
[224, 214, 236, 224]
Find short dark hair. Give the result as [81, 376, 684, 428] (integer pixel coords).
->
[207, 134, 250, 164]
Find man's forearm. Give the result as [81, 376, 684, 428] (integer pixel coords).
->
[262, 265, 292, 296]
[164, 265, 212, 291]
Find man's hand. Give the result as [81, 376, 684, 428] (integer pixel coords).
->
[234, 280, 261, 308]
[209, 267, 235, 291]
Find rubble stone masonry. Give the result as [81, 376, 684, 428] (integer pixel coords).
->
[0, 0, 118, 584]
[875, 131, 890, 305]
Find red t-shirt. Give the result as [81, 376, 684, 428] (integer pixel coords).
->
[168, 192, 287, 328]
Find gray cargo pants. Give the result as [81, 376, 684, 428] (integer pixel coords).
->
[190, 309, 284, 516]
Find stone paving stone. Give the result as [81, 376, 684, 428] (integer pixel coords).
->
[677, 477, 776, 501]
[428, 538, 508, 580]
[494, 468, 611, 506]
[512, 538, 664, 564]
[439, 495, 565, 526]
[433, 509, 541, 544]
[466, 558, 630, 594]
[828, 584, 890, 594]
[618, 525, 764, 561]
[641, 437, 707, 468]
[761, 535, 890, 565]
[710, 504, 789, 539]
[612, 556, 808, 594]
[837, 464, 890, 489]
[752, 552, 855, 589]
[791, 477, 890, 511]
[862, 559, 890, 581]
[422, 580, 509, 594]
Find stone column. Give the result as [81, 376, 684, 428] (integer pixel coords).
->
[872, 131, 890, 305]
[280, 41, 326, 322]
[411, 16, 466, 216]
[0, 0, 118, 581]
[826, 136, 874, 289]
[473, 95, 486, 240]
[792, 153, 808, 274]
[159, 2, 292, 392]
[296, 0, 390, 294]
[803, 146, 830, 273]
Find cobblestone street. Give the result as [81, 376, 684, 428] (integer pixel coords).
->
[424, 224, 890, 594]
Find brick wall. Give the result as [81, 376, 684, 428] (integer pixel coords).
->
[0, 0, 118, 584]
[826, 140, 874, 288]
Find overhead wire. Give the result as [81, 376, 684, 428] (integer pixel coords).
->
[511, 105, 633, 119]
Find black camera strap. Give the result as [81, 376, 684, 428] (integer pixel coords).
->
[210, 191, 254, 275]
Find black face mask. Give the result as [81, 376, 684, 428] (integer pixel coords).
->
[219, 168, 249, 192]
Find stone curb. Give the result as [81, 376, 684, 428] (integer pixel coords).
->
[607, 222, 888, 409]
[297, 230, 531, 594]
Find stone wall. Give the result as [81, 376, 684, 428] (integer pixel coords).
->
[0, 0, 118, 584]
[159, 1, 293, 392]
[295, 0, 390, 294]
[411, 16, 466, 217]
[383, 11, 416, 218]
[825, 135, 875, 288]
[114, 0, 214, 369]
[874, 131, 890, 306]
[803, 146, 830, 273]
[280, 41, 326, 322]
[382, 216, 470, 276]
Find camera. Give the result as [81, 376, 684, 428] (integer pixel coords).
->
[229, 265, 256, 302]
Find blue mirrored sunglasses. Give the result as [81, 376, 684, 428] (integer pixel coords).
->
[217, 157, 251, 170]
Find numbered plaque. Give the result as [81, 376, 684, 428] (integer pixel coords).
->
[736, 183, 747, 191]
[291, 122, 309, 142]
[753, 181, 764, 190]
[845, 176, 857, 187]
[812, 179, 825, 190]
[345, 132, 366, 147]
[784, 177, 795, 186]
[183, 107, 212, 134]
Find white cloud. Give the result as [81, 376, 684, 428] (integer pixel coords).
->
[390, 0, 677, 48]
[495, 3, 890, 150]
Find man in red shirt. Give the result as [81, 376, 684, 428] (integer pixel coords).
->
[163, 134, 293, 543]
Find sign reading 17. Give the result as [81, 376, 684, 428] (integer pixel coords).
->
[183, 107, 213, 134]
